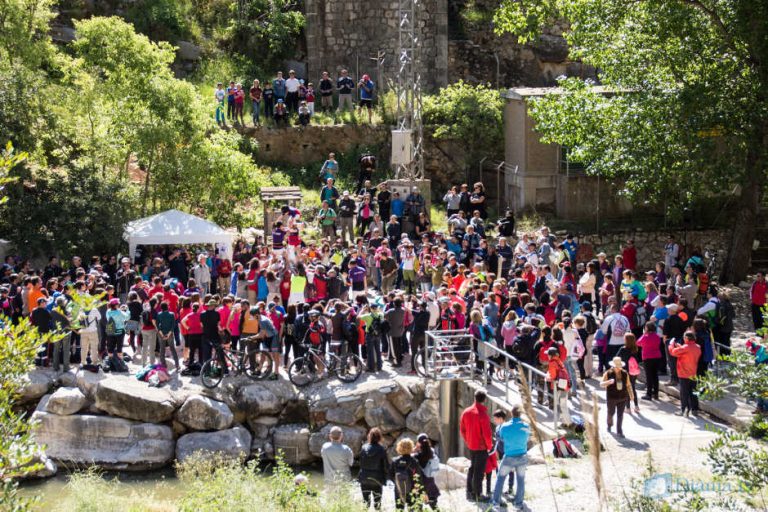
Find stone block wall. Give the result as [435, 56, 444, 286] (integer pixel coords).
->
[567, 229, 730, 274]
[304, 0, 448, 89]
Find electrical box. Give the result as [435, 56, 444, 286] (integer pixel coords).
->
[391, 129, 413, 166]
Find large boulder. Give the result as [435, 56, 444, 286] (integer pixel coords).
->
[94, 376, 178, 423]
[32, 409, 174, 470]
[75, 370, 106, 399]
[176, 426, 252, 463]
[19, 370, 54, 403]
[273, 424, 313, 464]
[176, 395, 233, 431]
[237, 381, 299, 424]
[387, 381, 415, 416]
[309, 424, 368, 457]
[364, 397, 406, 434]
[249, 415, 278, 439]
[405, 399, 440, 441]
[46, 387, 87, 416]
[434, 463, 465, 491]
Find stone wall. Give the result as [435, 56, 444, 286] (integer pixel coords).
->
[244, 124, 389, 167]
[304, 0, 448, 89]
[564, 229, 730, 274]
[23, 369, 441, 474]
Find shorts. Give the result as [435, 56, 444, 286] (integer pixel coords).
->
[263, 335, 281, 353]
[360, 99, 373, 109]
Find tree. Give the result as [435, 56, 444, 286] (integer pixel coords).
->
[0, 0, 56, 67]
[423, 81, 504, 165]
[494, 0, 768, 283]
[0, 320, 57, 511]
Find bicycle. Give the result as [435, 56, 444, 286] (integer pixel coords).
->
[288, 343, 363, 387]
[200, 338, 274, 388]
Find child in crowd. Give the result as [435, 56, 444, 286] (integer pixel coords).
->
[306, 83, 315, 115]
[274, 99, 288, 126]
[298, 101, 311, 126]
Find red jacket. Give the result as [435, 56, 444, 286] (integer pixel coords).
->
[460, 402, 493, 451]
[668, 339, 701, 379]
[752, 280, 768, 306]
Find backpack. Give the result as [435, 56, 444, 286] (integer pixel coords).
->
[342, 319, 359, 344]
[632, 305, 647, 330]
[584, 312, 598, 335]
[511, 336, 534, 361]
[555, 362, 570, 390]
[628, 355, 641, 376]
[369, 316, 384, 336]
[392, 459, 416, 499]
[141, 309, 153, 327]
[105, 316, 118, 336]
[609, 315, 629, 338]
[716, 300, 734, 330]
[553, 436, 579, 458]
[697, 273, 710, 295]
[108, 355, 129, 373]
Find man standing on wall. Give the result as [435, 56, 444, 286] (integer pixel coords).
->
[460, 389, 493, 502]
[319, 71, 334, 112]
[337, 69, 355, 112]
[272, 71, 286, 106]
[285, 70, 301, 114]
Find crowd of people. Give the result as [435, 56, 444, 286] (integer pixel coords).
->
[4, 156, 760, 509]
[214, 68, 376, 128]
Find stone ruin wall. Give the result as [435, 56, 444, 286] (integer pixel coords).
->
[304, 0, 449, 89]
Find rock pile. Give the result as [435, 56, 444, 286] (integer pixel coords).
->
[24, 368, 439, 475]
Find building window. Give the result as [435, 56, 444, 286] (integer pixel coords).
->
[559, 146, 587, 176]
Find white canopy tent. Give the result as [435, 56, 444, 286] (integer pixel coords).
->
[123, 209, 234, 260]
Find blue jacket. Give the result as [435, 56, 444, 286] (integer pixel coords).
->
[497, 418, 530, 457]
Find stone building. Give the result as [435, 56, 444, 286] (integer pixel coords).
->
[304, 0, 449, 89]
[502, 86, 632, 219]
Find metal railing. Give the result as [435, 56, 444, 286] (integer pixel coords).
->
[424, 329, 563, 428]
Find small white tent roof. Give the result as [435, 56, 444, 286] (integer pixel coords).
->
[124, 209, 233, 259]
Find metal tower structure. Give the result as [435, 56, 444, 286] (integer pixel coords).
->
[392, 0, 424, 180]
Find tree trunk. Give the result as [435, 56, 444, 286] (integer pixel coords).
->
[721, 140, 765, 284]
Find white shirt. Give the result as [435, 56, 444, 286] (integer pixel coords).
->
[82, 308, 102, 333]
[285, 78, 301, 93]
[601, 313, 630, 346]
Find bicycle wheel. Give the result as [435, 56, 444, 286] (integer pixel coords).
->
[244, 350, 274, 380]
[288, 356, 317, 387]
[334, 353, 364, 383]
[412, 349, 430, 377]
[200, 358, 225, 388]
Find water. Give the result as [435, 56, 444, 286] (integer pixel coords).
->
[19, 465, 326, 510]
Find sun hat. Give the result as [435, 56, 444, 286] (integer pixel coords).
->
[609, 356, 625, 368]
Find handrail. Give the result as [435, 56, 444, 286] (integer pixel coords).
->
[424, 329, 563, 429]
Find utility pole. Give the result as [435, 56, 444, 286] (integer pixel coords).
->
[391, 0, 424, 180]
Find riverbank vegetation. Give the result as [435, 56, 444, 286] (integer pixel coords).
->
[48, 457, 367, 512]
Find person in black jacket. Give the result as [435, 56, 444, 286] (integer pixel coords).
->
[359, 427, 389, 509]
[388, 438, 426, 510]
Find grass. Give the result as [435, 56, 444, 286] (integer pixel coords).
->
[556, 468, 570, 479]
[47, 456, 369, 512]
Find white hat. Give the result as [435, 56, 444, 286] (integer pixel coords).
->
[609, 356, 625, 368]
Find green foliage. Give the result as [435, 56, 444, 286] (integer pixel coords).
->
[748, 416, 768, 440]
[697, 351, 768, 405]
[0, 142, 23, 204]
[0, 318, 58, 512]
[0, 0, 57, 67]
[0, 164, 137, 260]
[423, 80, 504, 162]
[494, 0, 768, 282]
[227, 0, 305, 69]
[704, 430, 768, 495]
[176, 454, 366, 512]
[126, 0, 200, 43]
